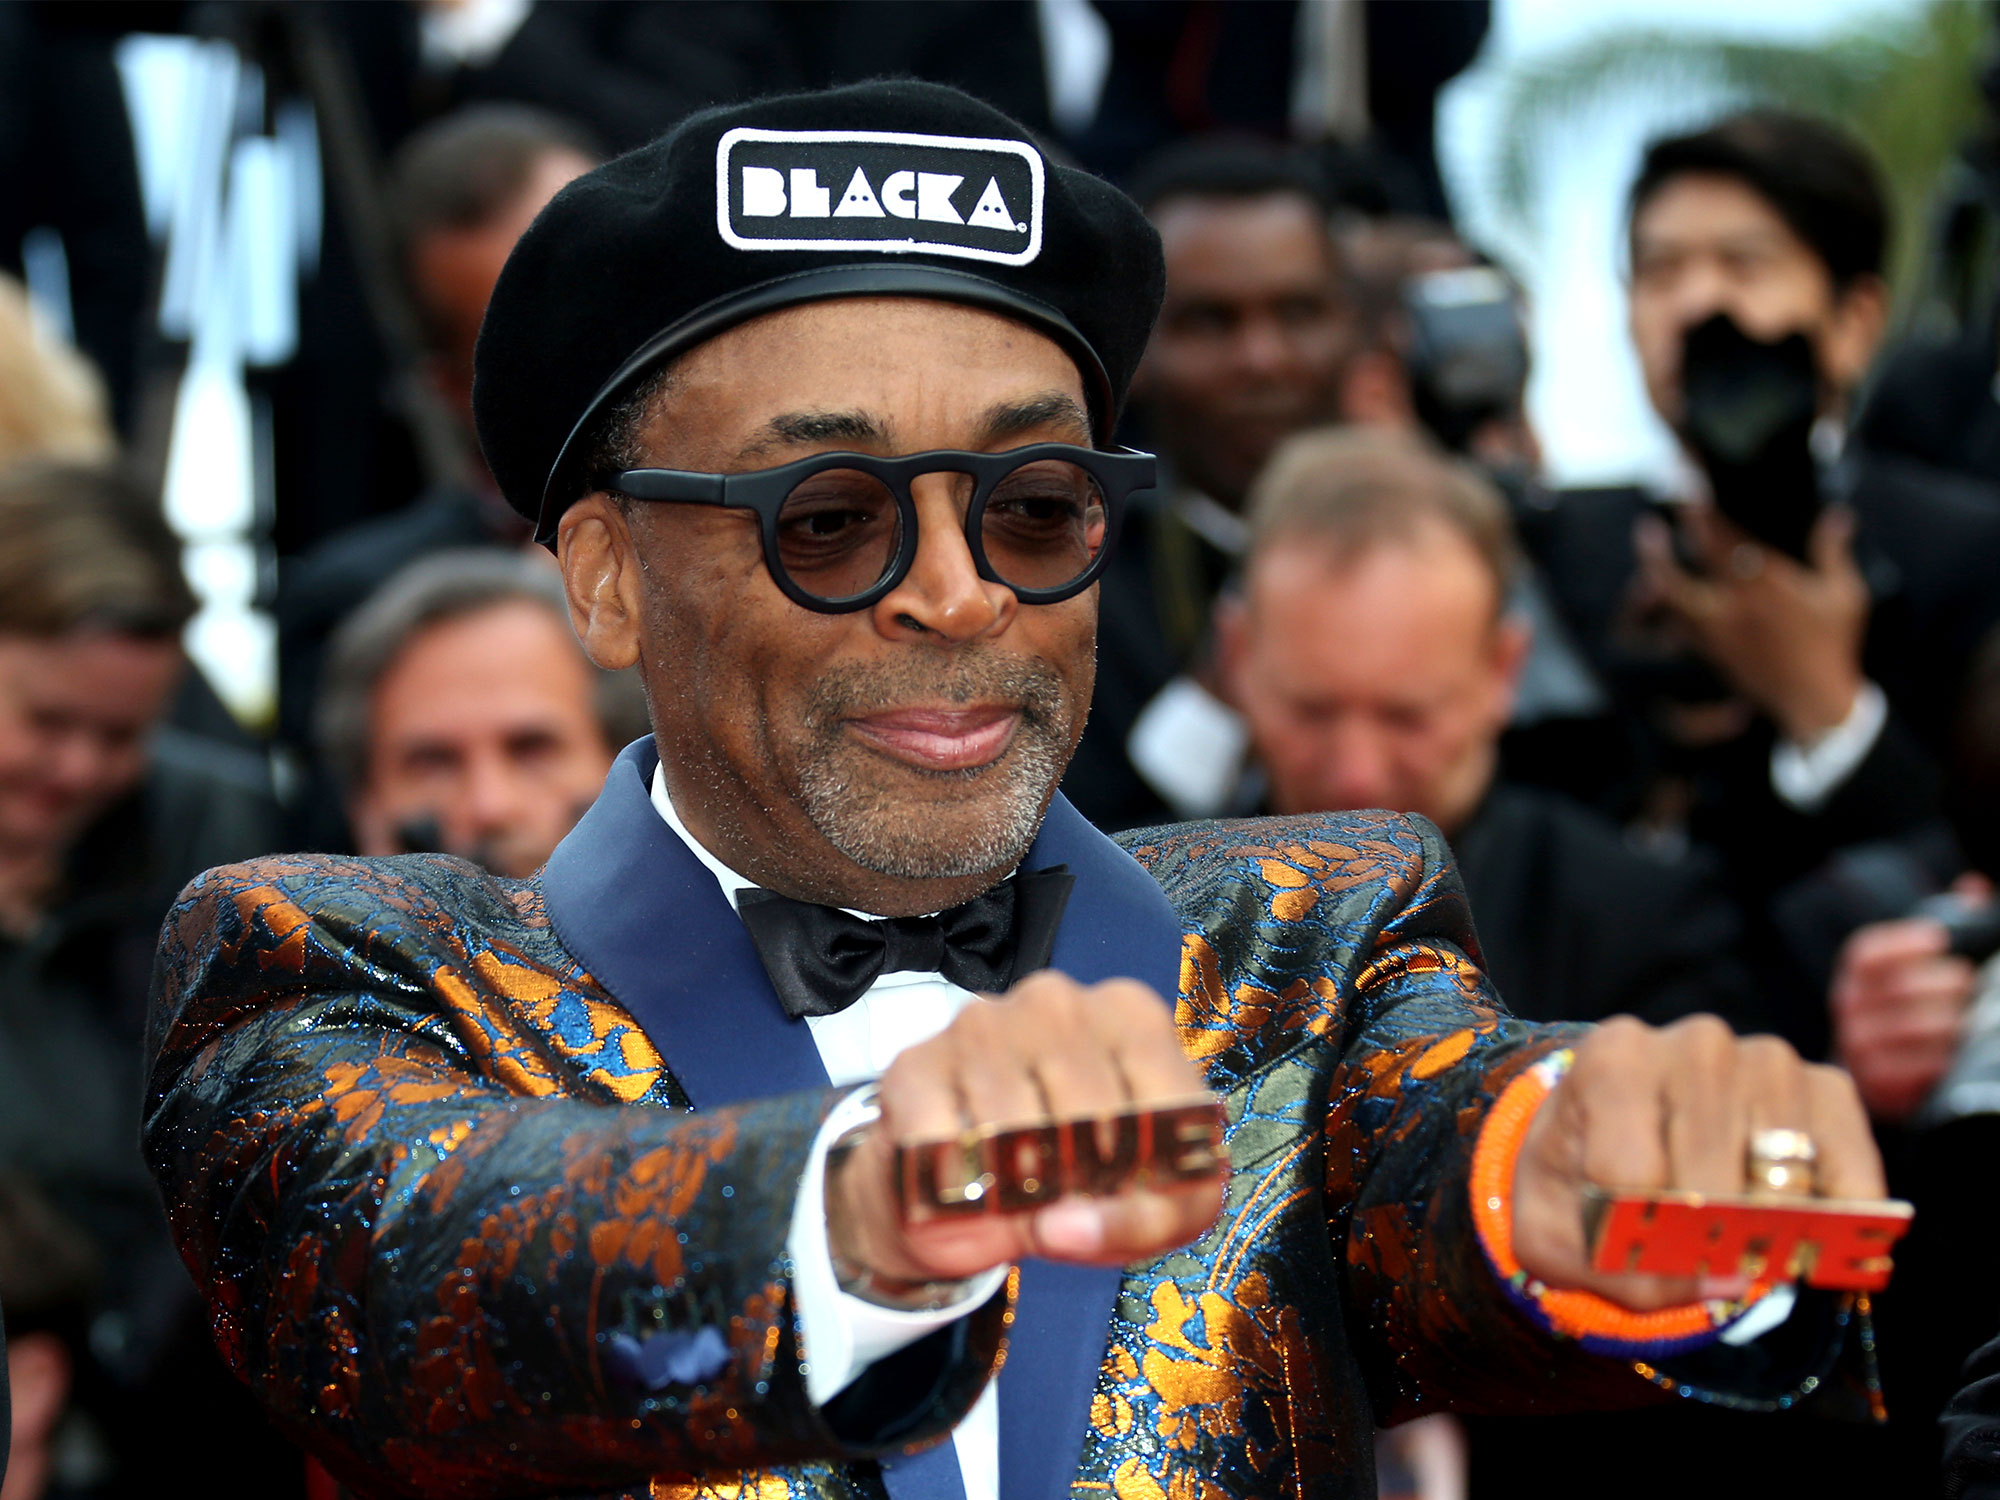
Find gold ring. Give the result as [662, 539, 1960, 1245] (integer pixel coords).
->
[1747, 1127, 1817, 1196]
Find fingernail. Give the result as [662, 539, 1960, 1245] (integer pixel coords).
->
[1698, 1275, 1751, 1302]
[1035, 1199, 1104, 1257]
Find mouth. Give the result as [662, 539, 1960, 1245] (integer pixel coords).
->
[844, 705, 1023, 772]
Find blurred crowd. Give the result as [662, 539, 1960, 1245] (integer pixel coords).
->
[4, 2, 2000, 1497]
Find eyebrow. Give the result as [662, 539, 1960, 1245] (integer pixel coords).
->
[978, 392, 1092, 445]
[738, 409, 888, 461]
[735, 390, 1091, 463]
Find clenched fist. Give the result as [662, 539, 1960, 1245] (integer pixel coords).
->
[826, 973, 1226, 1291]
[1513, 1015, 1886, 1310]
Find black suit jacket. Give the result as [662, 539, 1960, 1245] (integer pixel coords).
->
[1450, 783, 1760, 1032]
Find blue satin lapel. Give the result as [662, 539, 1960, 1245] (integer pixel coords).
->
[1003, 794, 1185, 1500]
[538, 739, 832, 1107]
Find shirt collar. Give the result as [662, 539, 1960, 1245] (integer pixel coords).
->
[646, 762, 906, 926]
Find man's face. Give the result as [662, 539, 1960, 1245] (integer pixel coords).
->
[1222, 523, 1525, 833]
[559, 298, 1098, 917]
[0, 632, 183, 858]
[349, 598, 614, 878]
[411, 148, 595, 432]
[1628, 172, 1885, 428]
[1136, 194, 1355, 507]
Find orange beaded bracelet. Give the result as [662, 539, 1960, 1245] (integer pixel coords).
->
[1469, 1047, 1772, 1356]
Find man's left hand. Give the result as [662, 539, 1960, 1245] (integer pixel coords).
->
[1511, 1015, 1885, 1310]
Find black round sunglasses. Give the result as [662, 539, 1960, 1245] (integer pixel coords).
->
[610, 444, 1156, 613]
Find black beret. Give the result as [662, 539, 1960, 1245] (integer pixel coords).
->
[474, 79, 1166, 542]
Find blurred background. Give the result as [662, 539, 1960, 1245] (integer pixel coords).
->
[6, 2, 2000, 1497]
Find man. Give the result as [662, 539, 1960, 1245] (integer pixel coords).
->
[1534, 112, 2000, 943]
[0, 464, 294, 1495]
[277, 106, 599, 784]
[146, 83, 1885, 1500]
[1065, 139, 1411, 829]
[317, 548, 646, 878]
[1218, 429, 1757, 1031]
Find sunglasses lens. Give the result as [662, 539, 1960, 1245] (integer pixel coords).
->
[775, 469, 904, 603]
[979, 460, 1107, 595]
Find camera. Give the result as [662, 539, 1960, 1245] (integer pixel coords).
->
[1678, 311, 1825, 560]
[1402, 266, 1529, 457]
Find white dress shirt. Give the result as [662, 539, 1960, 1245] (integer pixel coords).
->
[649, 767, 1005, 1498]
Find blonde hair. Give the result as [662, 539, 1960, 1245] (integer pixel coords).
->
[0, 272, 115, 470]
[1245, 427, 1521, 601]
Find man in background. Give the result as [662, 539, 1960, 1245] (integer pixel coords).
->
[1218, 429, 1757, 1031]
[318, 549, 644, 877]
[278, 106, 599, 791]
[1066, 139, 1411, 829]
[0, 463, 290, 1496]
[1533, 111, 2000, 958]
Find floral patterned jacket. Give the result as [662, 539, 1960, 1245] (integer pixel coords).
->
[145, 744, 1672, 1500]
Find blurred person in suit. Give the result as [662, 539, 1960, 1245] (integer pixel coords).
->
[1217, 427, 1758, 1032]
[317, 548, 645, 878]
[0, 464, 294, 1496]
[1064, 138, 1415, 829]
[278, 106, 599, 845]
[1529, 113, 2000, 976]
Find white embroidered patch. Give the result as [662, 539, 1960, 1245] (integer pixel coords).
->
[715, 128, 1045, 266]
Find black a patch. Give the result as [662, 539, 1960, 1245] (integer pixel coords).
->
[715, 128, 1044, 266]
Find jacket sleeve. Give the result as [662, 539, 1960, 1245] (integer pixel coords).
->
[1259, 814, 1646, 1419]
[143, 856, 1003, 1499]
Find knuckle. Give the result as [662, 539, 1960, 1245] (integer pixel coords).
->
[1671, 1012, 1737, 1053]
[1583, 1014, 1651, 1062]
[1736, 1032, 1800, 1072]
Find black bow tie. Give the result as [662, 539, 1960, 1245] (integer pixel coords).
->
[735, 867, 1075, 1020]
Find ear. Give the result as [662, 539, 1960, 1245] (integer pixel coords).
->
[1825, 273, 1889, 397]
[1211, 591, 1249, 709]
[558, 495, 643, 671]
[1487, 611, 1533, 724]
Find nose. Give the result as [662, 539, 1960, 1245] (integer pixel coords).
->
[453, 749, 531, 841]
[1317, 721, 1397, 811]
[867, 473, 1017, 643]
[1232, 313, 1297, 380]
[45, 730, 114, 801]
[1666, 258, 1732, 333]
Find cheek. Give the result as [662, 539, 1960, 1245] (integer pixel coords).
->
[0, 710, 40, 779]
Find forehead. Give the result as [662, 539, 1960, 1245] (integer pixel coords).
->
[1631, 172, 1802, 251]
[641, 297, 1090, 461]
[1151, 194, 1333, 286]
[1249, 522, 1500, 631]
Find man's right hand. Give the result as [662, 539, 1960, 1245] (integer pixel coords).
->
[825, 973, 1226, 1287]
[1832, 914, 1980, 1123]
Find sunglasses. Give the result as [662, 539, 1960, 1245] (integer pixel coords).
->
[609, 444, 1156, 613]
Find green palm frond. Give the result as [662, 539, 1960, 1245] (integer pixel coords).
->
[1490, 1, 1989, 298]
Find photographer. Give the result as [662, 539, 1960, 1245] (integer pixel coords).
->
[1530, 113, 2000, 1049]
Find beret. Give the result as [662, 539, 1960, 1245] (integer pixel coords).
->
[473, 79, 1167, 543]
